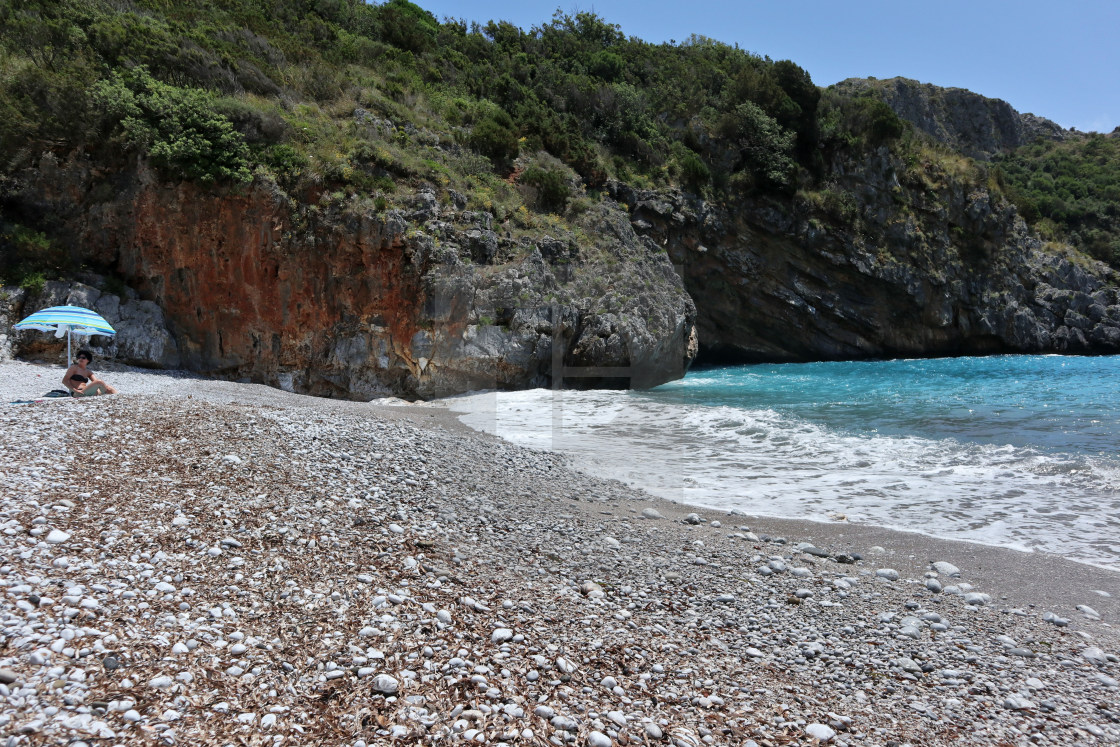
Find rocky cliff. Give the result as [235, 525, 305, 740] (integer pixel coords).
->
[6, 107, 1120, 398]
[834, 78, 1070, 160]
[617, 145, 1120, 363]
[3, 152, 696, 399]
[6, 137, 1119, 398]
[4, 3, 1118, 401]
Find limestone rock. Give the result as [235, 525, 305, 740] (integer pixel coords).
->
[833, 77, 1070, 160]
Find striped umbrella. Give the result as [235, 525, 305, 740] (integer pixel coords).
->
[13, 305, 116, 362]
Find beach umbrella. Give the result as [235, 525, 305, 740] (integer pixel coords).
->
[12, 305, 116, 362]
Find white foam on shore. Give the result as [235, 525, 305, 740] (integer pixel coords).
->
[445, 387, 1120, 572]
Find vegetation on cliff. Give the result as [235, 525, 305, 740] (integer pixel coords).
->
[0, 0, 833, 188]
[0, 0, 908, 285]
[0, 0, 1115, 291]
[994, 133, 1120, 266]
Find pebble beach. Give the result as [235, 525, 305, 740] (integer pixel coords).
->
[1, 360, 1119, 746]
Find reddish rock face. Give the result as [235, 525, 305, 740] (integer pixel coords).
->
[14, 152, 436, 397]
[16, 155, 697, 399]
[114, 181, 427, 396]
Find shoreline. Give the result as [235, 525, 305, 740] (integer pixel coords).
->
[385, 391, 1120, 617]
[6, 358, 1120, 613]
[2, 359, 1119, 745]
[435, 384, 1120, 575]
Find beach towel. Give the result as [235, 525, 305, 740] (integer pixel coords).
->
[6, 390, 75, 406]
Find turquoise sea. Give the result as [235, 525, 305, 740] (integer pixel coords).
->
[447, 355, 1120, 571]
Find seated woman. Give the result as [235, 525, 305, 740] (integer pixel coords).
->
[68, 374, 111, 397]
[63, 350, 117, 396]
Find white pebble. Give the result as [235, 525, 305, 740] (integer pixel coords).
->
[588, 731, 612, 747]
[372, 674, 399, 694]
[805, 723, 836, 742]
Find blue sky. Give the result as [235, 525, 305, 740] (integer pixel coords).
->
[411, 1, 1117, 133]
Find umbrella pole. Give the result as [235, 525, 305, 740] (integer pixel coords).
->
[67, 328, 71, 364]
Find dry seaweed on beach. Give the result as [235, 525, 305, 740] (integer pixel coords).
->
[0, 369, 1118, 745]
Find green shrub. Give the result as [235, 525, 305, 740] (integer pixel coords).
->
[469, 106, 519, 167]
[19, 271, 45, 294]
[995, 133, 1120, 268]
[589, 50, 623, 81]
[373, 0, 440, 54]
[521, 165, 571, 213]
[260, 143, 309, 183]
[0, 223, 69, 286]
[717, 102, 796, 189]
[676, 151, 710, 190]
[92, 68, 252, 184]
[819, 187, 859, 223]
[853, 98, 905, 145]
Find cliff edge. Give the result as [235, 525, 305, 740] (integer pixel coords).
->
[833, 77, 1070, 160]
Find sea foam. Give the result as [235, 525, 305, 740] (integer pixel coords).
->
[447, 356, 1120, 571]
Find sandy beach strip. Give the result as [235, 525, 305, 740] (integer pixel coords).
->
[1, 360, 1119, 746]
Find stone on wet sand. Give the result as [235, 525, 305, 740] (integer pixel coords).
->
[932, 560, 961, 577]
[1082, 647, 1109, 666]
[1077, 604, 1101, 619]
[1043, 611, 1071, 627]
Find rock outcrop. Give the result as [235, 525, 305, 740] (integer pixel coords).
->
[4, 153, 696, 399]
[5, 110, 1117, 396]
[615, 145, 1120, 363]
[834, 78, 1070, 160]
[2, 281, 180, 368]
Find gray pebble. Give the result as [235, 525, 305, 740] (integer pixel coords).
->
[931, 561, 961, 577]
[1003, 695, 1034, 710]
[1043, 612, 1070, 627]
[805, 723, 836, 742]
